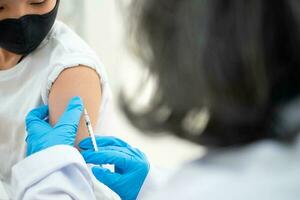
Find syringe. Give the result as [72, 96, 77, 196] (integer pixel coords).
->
[83, 108, 99, 152]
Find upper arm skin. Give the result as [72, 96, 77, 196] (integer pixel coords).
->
[48, 66, 102, 147]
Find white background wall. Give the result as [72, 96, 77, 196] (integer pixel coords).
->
[59, 0, 203, 169]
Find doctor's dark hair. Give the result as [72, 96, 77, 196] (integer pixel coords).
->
[121, 0, 300, 147]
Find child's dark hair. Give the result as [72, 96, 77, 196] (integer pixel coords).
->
[120, 0, 300, 147]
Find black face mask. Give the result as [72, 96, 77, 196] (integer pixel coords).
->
[0, 0, 59, 55]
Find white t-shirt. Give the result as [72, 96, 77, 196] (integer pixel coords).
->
[0, 20, 111, 197]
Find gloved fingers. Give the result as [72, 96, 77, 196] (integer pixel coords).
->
[54, 96, 83, 130]
[131, 147, 148, 161]
[82, 150, 132, 171]
[78, 137, 92, 150]
[79, 136, 130, 150]
[79, 137, 147, 161]
[92, 166, 121, 186]
[26, 105, 49, 127]
[99, 146, 138, 158]
[96, 145, 147, 161]
[26, 105, 52, 134]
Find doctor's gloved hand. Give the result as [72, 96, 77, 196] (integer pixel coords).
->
[25, 96, 83, 156]
[79, 136, 150, 200]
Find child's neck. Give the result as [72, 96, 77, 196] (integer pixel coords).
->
[0, 48, 23, 70]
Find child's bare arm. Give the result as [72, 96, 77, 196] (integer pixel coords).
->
[48, 66, 102, 147]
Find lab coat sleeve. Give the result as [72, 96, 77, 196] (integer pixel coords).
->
[11, 145, 97, 200]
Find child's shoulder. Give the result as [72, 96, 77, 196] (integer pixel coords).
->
[34, 21, 110, 106]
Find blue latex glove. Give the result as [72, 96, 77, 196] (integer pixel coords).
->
[25, 96, 83, 156]
[79, 136, 150, 200]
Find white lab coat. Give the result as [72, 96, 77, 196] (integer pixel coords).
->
[138, 136, 300, 200]
[10, 145, 120, 200]
[8, 136, 300, 200]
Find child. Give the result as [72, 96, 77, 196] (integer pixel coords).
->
[0, 0, 113, 198]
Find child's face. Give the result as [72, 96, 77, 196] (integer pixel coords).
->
[0, 0, 56, 20]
